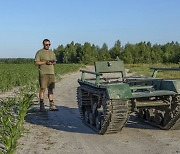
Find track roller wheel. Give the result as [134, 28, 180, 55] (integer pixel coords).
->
[145, 109, 154, 121]
[96, 112, 102, 130]
[153, 112, 163, 125]
[85, 110, 90, 123]
[89, 113, 96, 126]
[139, 109, 145, 119]
[163, 112, 171, 126]
[101, 118, 105, 128]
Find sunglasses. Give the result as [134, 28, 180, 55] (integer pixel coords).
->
[45, 44, 51, 46]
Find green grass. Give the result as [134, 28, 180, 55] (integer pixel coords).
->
[54, 64, 82, 80]
[0, 64, 82, 92]
[0, 86, 36, 154]
[125, 64, 180, 78]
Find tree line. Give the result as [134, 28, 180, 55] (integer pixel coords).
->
[0, 40, 179, 64]
[0, 58, 34, 64]
[54, 40, 180, 64]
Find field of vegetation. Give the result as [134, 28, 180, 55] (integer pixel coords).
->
[0, 64, 81, 92]
[0, 63, 81, 154]
[125, 63, 180, 78]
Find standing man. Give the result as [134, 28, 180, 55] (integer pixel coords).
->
[35, 39, 58, 111]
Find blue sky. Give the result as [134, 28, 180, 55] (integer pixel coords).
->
[0, 0, 180, 58]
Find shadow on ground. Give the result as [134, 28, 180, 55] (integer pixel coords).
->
[26, 105, 96, 134]
[26, 106, 159, 135]
[126, 114, 159, 130]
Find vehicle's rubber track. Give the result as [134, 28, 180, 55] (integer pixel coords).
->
[163, 99, 180, 130]
[77, 87, 130, 135]
[137, 96, 180, 130]
[76, 87, 87, 121]
[104, 99, 130, 134]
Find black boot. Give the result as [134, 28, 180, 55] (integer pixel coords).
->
[40, 99, 46, 112]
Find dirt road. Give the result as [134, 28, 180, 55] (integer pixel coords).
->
[15, 66, 180, 154]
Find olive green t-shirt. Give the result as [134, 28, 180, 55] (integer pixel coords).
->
[34, 49, 57, 75]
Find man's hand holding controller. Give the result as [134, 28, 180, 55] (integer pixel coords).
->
[46, 60, 56, 65]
